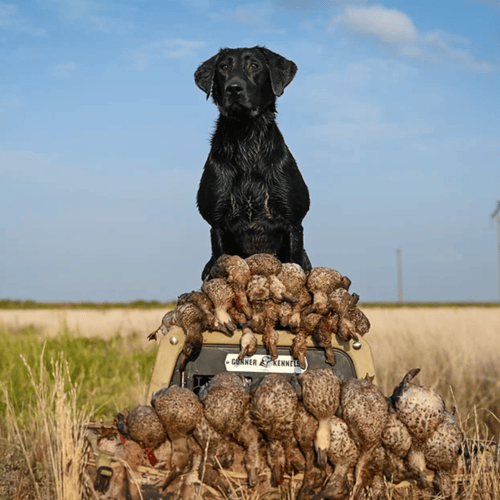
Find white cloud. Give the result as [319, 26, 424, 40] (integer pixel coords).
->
[129, 38, 206, 70]
[336, 4, 417, 45]
[54, 62, 78, 76]
[332, 4, 496, 73]
[0, 2, 46, 35]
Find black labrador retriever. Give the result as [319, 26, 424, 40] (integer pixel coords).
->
[195, 46, 312, 281]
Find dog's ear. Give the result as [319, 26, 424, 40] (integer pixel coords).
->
[258, 47, 297, 97]
[194, 53, 220, 99]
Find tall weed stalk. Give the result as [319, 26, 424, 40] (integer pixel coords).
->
[2, 343, 92, 500]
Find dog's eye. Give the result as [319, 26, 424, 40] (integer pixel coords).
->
[220, 64, 229, 71]
[249, 63, 259, 70]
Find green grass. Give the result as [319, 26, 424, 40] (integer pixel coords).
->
[0, 324, 157, 422]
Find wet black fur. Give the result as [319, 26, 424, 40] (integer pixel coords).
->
[195, 46, 312, 281]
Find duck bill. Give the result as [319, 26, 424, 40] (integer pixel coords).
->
[316, 448, 328, 468]
[271, 463, 284, 487]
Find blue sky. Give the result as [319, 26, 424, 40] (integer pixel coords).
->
[1, 0, 499, 303]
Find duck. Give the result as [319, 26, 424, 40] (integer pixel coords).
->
[238, 326, 258, 360]
[246, 275, 271, 303]
[267, 275, 297, 304]
[311, 415, 360, 500]
[251, 374, 300, 486]
[350, 292, 371, 337]
[340, 375, 389, 500]
[290, 330, 308, 370]
[177, 289, 231, 336]
[245, 299, 281, 360]
[202, 278, 238, 334]
[275, 263, 307, 327]
[151, 385, 204, 488]
[289, 310, 321, 369]
[388, 368, 445, 489]
[246, 273, 296, 307]
[328, 289, 369, 342]
[298, 368, 342, 468]
[311, 311, 339, 366]
[284, 286, 313, 330]
[227, 303, 248, 329]
[381, 405, 413, 484]
[277, 262, 308, 297]
[293, 402, 326, 500]
[190, 414, 234, 497]
[201, 373, 261, 487]
[424, 409, 463, 497]
[307, 267, 351, 315]
[210, 254, 253, 319]
[116, 405, 167, 450]
[148, 303, 205, 371]
[246, 253, 283, 276]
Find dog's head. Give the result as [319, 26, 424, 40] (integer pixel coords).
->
[194, 46, 297, 119]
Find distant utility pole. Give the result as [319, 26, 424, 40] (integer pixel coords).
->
[396, 248, 403, 304]
[491, 200, 500, 302]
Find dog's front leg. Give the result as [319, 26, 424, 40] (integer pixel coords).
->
[201, 227, 226, 281]
[289, 226, 312, 272]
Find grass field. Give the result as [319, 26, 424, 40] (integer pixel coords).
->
[1, 305, 500, 499]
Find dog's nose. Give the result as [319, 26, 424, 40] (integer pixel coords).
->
[225, 82, 243, 95]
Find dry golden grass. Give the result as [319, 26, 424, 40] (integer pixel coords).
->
[1, 346, 93, 500]
[2, 306, 500, 499]
[363, 307, 500, 437]
[0, 307, 170, 347]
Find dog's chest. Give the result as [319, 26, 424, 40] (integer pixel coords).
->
[227, 173, 275, 224]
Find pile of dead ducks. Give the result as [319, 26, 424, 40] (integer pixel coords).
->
[116, 367, 463, 500]
[148, 253, 370, 369]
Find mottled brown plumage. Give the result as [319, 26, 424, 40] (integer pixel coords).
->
[298, 368, 342, 467]
[288, 310, 321, 369]
[246, 275, 270, 303]
[277, 262, 308, 296]
[116, 405, 167, 450]
[313, 415, 360, 500]
[311, 311, 339, 366]
[389, 368, 445, 489]
[202, 278, 238, 333]
[328, 289, 368, 342]
[151, 386, 204, 487]
[177, 289, 230, 335]
[211, 254, 253, 319]
[246, 253, 283, 276]
[238, 326, 258, 360]
[148, 303, 205, 370]
[202, 373, 261, 487]
[424, 410, 463, 496]
[341, 376, 389, 500]
[294, 403, 325, 500]
[246, 300, 281, 360]
[381, 405, 413, 484]
[267, 275, 296, 303]
[290, 330, 308, 369]
[307, 267, 350, 315]
[251, 374, 299, 486]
